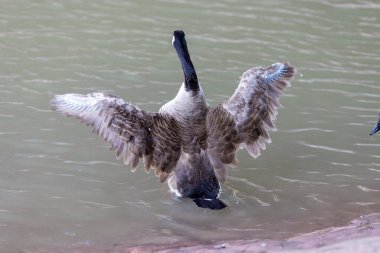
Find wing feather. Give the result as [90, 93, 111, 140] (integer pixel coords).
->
[207, 62, 296, 180]
[51, 92, 181, 182]
[224, 62, 295, 156]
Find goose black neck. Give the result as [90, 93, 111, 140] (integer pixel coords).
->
[172, 30, 199, 92]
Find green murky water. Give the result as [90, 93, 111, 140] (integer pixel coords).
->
[0, 0, 379, 251]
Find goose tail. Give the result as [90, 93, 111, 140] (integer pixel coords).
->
[193, 198, 227, 210]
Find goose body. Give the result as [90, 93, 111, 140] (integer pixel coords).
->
[51, 30, 296, 210]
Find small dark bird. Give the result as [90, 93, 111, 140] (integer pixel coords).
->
[370, 114, 380, 136]
[50, 30, 296, 210]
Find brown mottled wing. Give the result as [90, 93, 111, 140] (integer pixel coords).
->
[207, 62, 296, 181]
[50, 92, 181, 182]
[206, 105, 240, 182]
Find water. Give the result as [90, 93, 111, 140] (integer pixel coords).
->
[1, 0, 380, 251]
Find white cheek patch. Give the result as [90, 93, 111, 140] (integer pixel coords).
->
[172, 35, 175, 46]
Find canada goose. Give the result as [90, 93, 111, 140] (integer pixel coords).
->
[51, 30, 296, 210]
[370, 114, 380, 136]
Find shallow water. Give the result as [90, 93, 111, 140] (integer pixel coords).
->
[1, 0, 380, 251]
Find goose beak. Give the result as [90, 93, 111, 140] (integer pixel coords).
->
[370, 124, 380, 136]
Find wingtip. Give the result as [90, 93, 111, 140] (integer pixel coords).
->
[50, 94, 71, 113]
[49, 95, 61, 111]
[258, 62, 296, 87]
[281, 62, 297, 80]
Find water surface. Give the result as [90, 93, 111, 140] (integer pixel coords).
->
[1, 0, 380, 251]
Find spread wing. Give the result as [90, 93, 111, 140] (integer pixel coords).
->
[206, 62, 296, 182]
[50, 92, 181, 182]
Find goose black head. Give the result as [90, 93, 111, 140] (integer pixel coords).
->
[172, 30, 199, 92]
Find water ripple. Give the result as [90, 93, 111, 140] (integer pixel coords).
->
[298, 141, 355, 154]
[285, 128, 335, 133]
[63, 160, 120, 166]
[323, 1, 380, 9]
[0, 114, 15, 118]
[0, 131, 25, 135]
[0, 188, 27, 194]
[305, 194, 327, 204]
[341, 106, 379, 112]
[326, 174, 364, 180]
[355, 143, 380, 147]
[349, 202, 376, 206]
[369, 168, 380, 173]
[357, 185, 380, 193]
[252, 197, 270, 207]
[277, 177, 328, 185]
[228, 176, 281, 193]
[78, 200, 118, 209]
